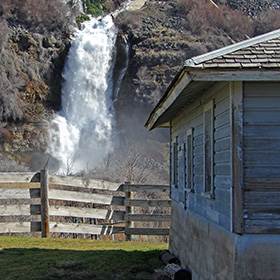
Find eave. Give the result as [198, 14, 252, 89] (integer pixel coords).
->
[145, 67, 280, 131]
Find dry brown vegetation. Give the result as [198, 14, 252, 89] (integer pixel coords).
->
[177, 0, 280, 38]
[0, 0, 76, 35]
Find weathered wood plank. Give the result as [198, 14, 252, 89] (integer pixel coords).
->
[0, 222, 31, 233]
[244, 97, 280, 108]
[244, 137, 280, 150]
[244, 110, 280, 124]
[125, 227, 169, 235]
[244, 82, 280, 97]
[0, 205, 30, 216]
[214, 124, 230, 140]
[0, 188, 40, 199]
[0, 183, 40, 189]
[214, 150, 230, 164]
[245, 207, 280, 220]
[244, 192, 280, 206]
[244, 151, 280, 163]
[214, 98, 229, 117]
[49, 222, 124, 235]
[0, 172, 40, 183]
[49, 205, 125, 220]
[125, 214, 171, 222]
[48, 189, 124, 206]
[124, 199, 172, 208]
[49, 175, 122, 191]
[244, 179, 280, 190]
[214, 164, 231, 176]
[244, 124, 280, 137]
[214, 137, 230, 152]
[123, 185, 169, 193]
[230, 81, 244, 234]
[244, 167, 280, 179]
[214, 110, 230, 129]
[244, 219, 280, 234]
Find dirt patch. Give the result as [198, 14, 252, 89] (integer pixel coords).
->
[125, 0, 147, 11]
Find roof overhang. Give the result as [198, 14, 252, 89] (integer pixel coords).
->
[145, 67, 280, 130]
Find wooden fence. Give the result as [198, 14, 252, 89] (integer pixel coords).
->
[0, 170, 171, 239]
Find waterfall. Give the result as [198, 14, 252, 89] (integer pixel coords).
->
[47, 15, 118, 174]
[113, 34, 129, 102]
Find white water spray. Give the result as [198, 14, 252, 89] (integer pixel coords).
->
[47, 15, 118, 174]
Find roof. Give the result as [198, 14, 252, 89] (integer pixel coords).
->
[145, 29, 280, 130]
[185, 28, 280, 69]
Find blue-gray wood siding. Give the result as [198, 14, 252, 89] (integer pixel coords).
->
[170, 82, 232, 231]
[243, 81, 280, 233]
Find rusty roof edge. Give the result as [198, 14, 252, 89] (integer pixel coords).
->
[183, 28, 280, 67]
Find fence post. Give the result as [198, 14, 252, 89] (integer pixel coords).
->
[125, 181, 134, 241]
[40, 169, 50, 238]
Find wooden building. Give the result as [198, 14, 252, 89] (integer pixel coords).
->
[145, 29, 280, 279]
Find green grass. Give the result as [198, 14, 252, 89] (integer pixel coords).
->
[0, 237, 168, 280]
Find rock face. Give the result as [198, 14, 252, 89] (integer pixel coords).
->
[113, 0, 280, 143]
[1, 26, 71, 166]
[1, 0, 280, 170]
[0, 0, 75, 168]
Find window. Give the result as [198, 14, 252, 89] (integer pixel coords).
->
[186, 128, 194, 192]
[204, 100, 215, 197]
[172, 137, 178, 187]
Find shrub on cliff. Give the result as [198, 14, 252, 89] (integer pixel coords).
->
[0, 54, 26, 122]
[0, 154, 29, 171]
[254, 9, 280, 35]
[0, 0, 76, 35]
[177, 0, 253, 40]
[114, 10, 145, 33]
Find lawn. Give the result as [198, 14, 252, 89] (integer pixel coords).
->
[0, 237, 168, 280]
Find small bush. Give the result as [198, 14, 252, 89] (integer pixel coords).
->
[253, 9, 280, 35]
[76, 13, 90, 25]
[0, 0, 77, 35]
[114, 10, 145, 33]
[0, 63, 26, 122]
[177, 0, 253, 41]
[0, 20, 10, 52]
[83, 0, 103, 16]
[0, 154, 29, 171]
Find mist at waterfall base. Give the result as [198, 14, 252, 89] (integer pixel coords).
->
[47, 16, 118, 174]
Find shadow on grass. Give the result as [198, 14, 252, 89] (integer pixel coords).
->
[0, 247, 164, 280]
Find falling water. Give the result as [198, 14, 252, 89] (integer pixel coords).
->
[47, 15, 118, 174]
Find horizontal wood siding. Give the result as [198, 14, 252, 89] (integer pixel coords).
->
[243, 82, 280, 233]
[170, 82, 232, 230]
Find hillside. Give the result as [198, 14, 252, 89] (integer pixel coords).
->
[1, 0, 280, 173]
[114, 0, 280, 143]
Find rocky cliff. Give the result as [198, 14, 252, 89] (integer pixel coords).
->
[1, 0, 280, 171]
[113, 0, 280, 143]
[0, 0, 76, 168]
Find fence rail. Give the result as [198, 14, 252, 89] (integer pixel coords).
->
[0, 170, 171, 239]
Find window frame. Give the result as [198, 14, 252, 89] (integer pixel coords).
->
[186, 128, 194, 193]
[172, 136, 178, 188]
[203, 100, 215, 199]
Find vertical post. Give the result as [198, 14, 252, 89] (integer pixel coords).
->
[230, 81, 244, 234]
[125, 181, 134, 241]
[41, 169, 50, 238]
